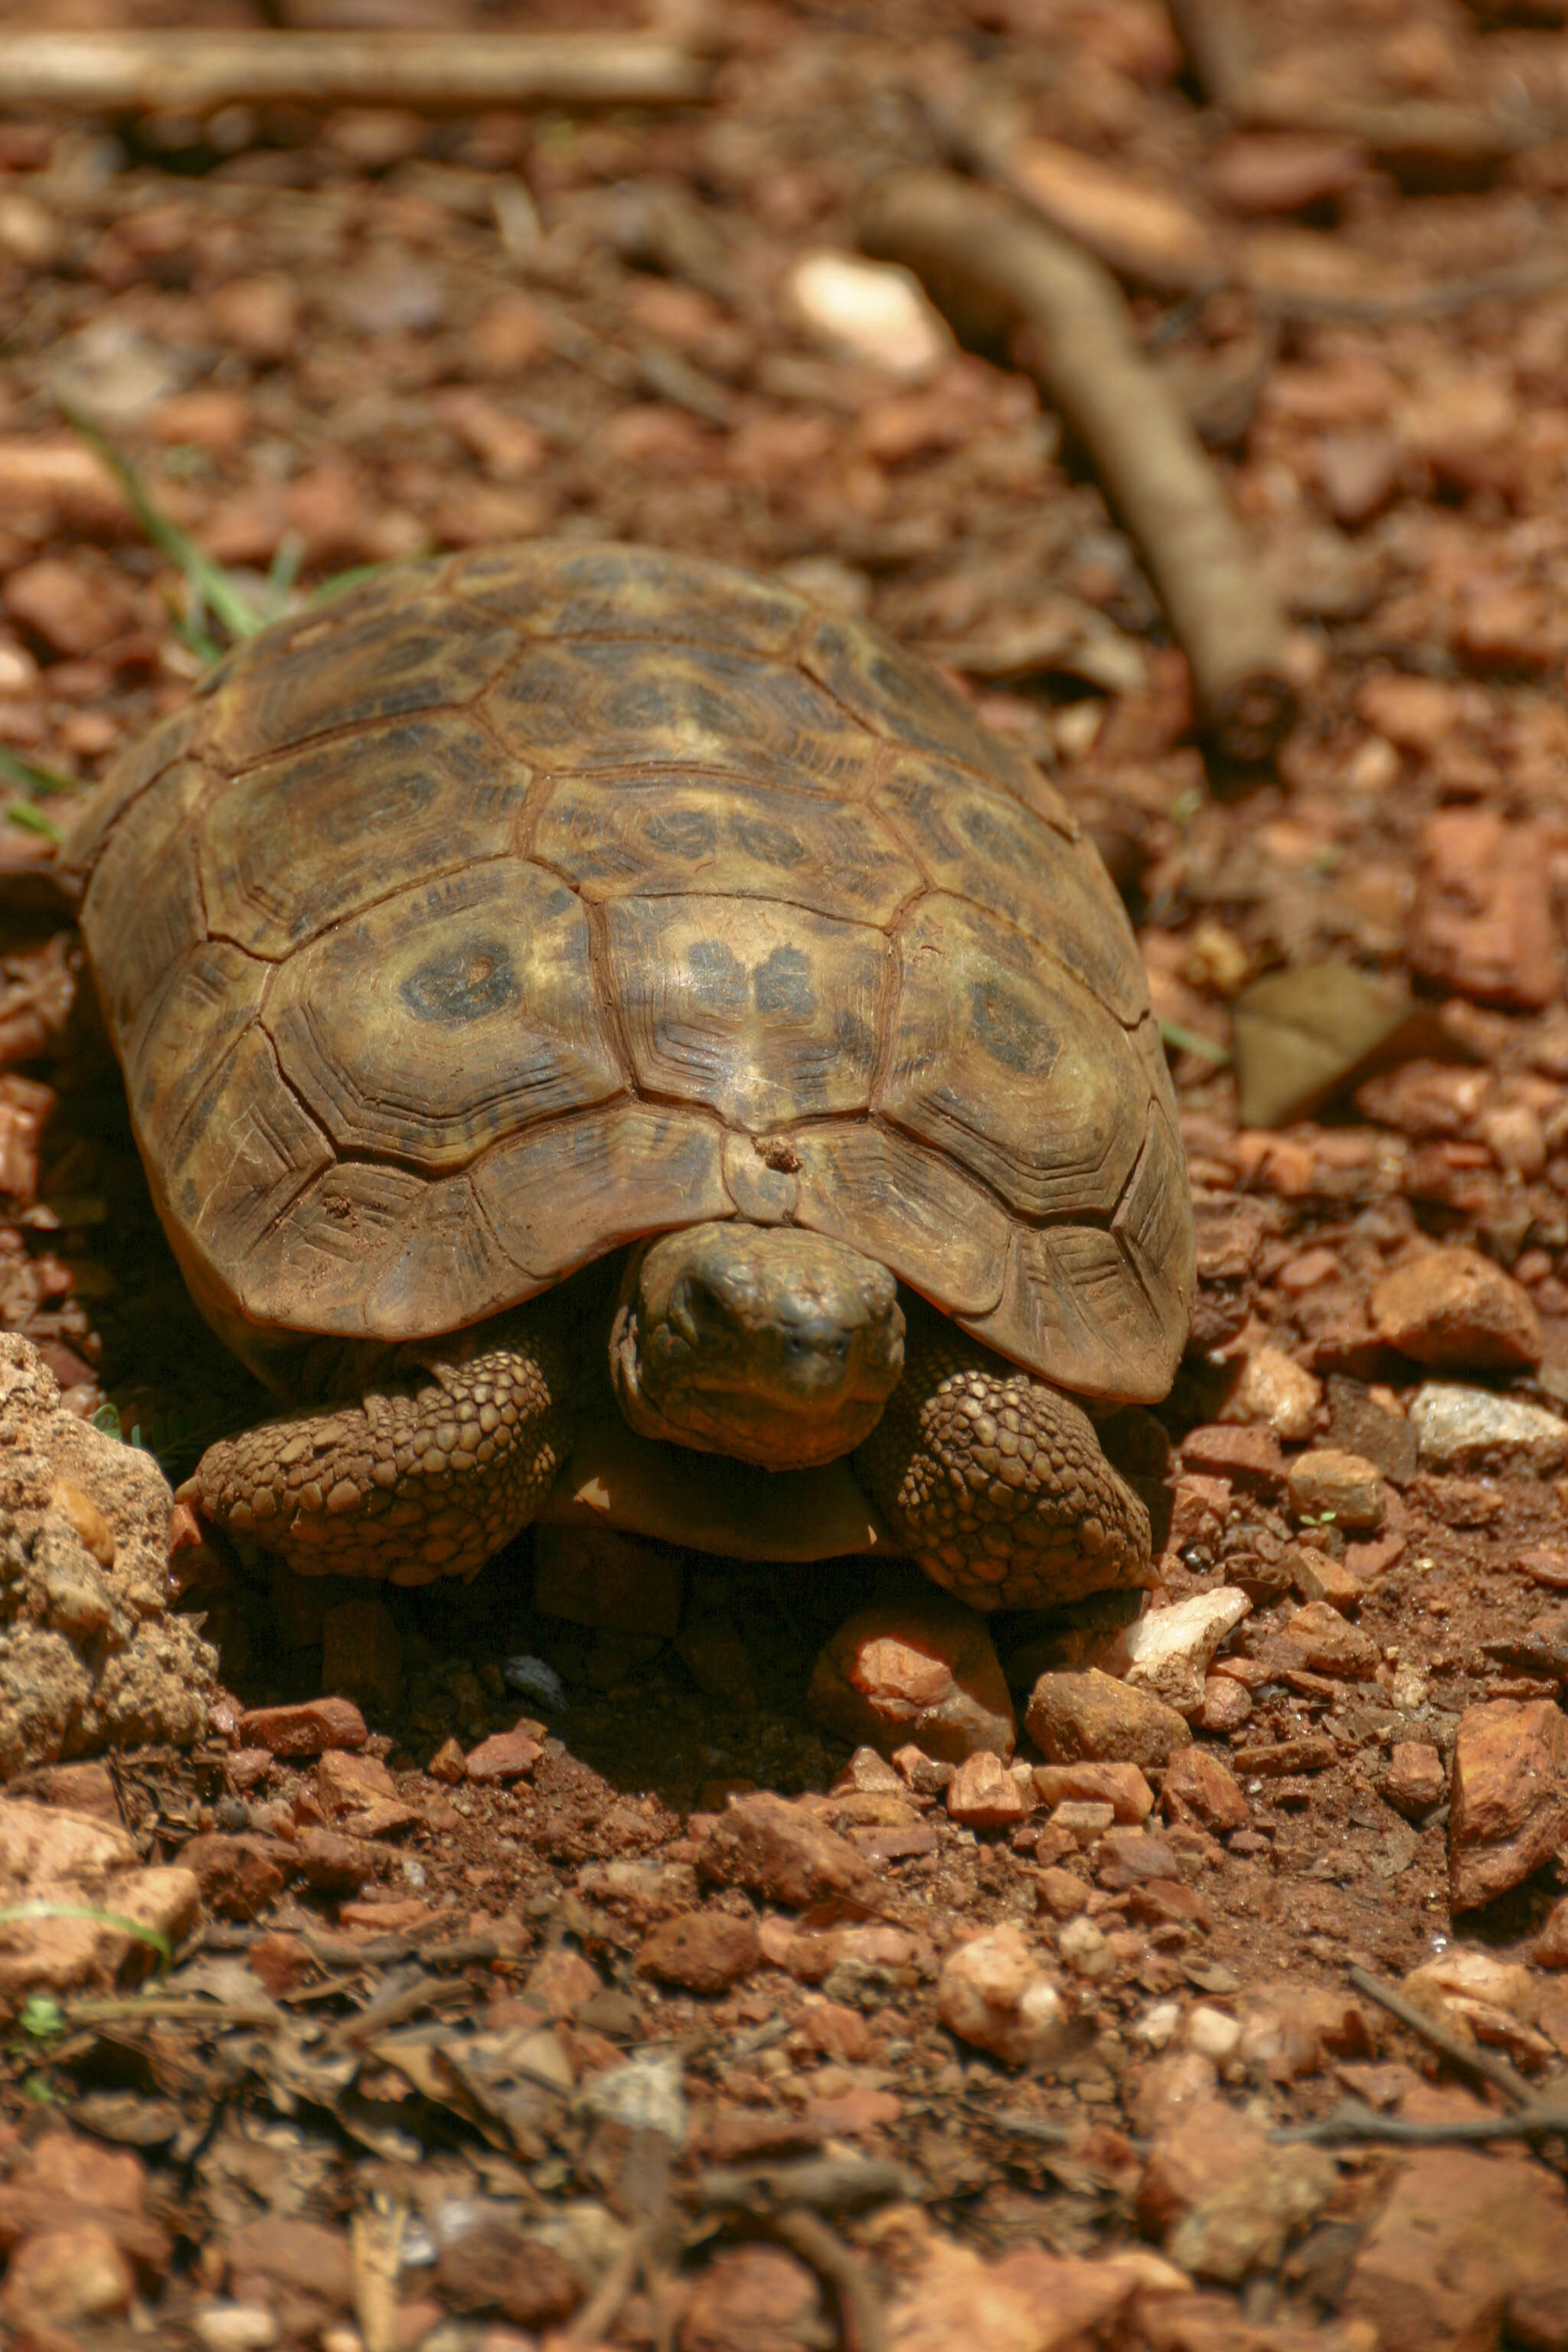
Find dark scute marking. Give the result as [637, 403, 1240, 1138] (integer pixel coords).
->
[688, 938, 749, 1014]
[961, 802, 1031, 866]
[399, 936, 520, 1026]
[970, 978, 1059, 1076]
[835, 1008, 875, 1063]
[318, 766, 439, 847]
[646, 807, 717, 859]
[755, 944, 815, 1021]
[732, 815, 805, 867]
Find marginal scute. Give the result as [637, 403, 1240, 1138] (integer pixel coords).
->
[531, 770, 921, 926]
[129, 938, 267, 1142]
[263, 858, 622, 1170]
[1113, 1102, 1196, 1364]
[80, 763, 209, 1049]
[486, 639, 874, 795]
[880, 894, 1142, 1220]
[606, 892, 887, 1132]
[792, 1123, 1010, 1318]
[472, 1106, 730, 1283]
[201, 715, 533, 957]
[224, 1161, 428, 1351]
[205, 585, 520, 766]
[874, 761, 1150, 1026]
[971, 1225, 1174, 1401]
[159, 1027, 333, 1312]
[799, 609, 1042, 798]
[64, 703, 203, 881]
[452, 539, 808, 654]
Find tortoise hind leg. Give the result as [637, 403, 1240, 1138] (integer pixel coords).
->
[855, 1298, 1151, 1612]
[188, 1302, 574, 1584]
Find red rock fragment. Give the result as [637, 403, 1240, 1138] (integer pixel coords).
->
[226, 2215, 354, 2314]
[1385, 1742, 1445, 1818]
[636, 1910, 760, 1994]
[248, 1931, 312, 1998]
[1031, 1762, 1154, 1821]
[0, 2223, 135, 2329]
[464, 1730, 541, 1783]
[4, 556, 141, 658]
[317, 1749, 397, 1815]
[1343, 2147, 1568, 2352]
[435, 2208, 581, 2326]
[946, 1749, 1032, 1829]
[239, 1698, 367, 1758]
[807, 1593, 1015, 1762]
[31, 2133, 145, 2213]
[1370, 1247, 1541, 1371]
[1282, 1599, 1381, 1680]
[1180, 1425, 1286, 1492]
[1160, 1746, 1249, 1834]
[178, 1832, 286, 1922]
[1449, 1699, 1568, 1911]
[1129, 1877, 1209, 1929]
[679, 2241, 822, 2352]
[1096, 1826, 1183, 1889]
[1409, 808, 1562, 1010]
[525, 1948, 600, 2019]
[293, 1828, 377, 1895]
[697, 1792, 875, 1909]
[1139, 2098, 1269, 2235]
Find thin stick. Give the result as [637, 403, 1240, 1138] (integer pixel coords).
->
[1348, 1964, 1534, 2111]
[1276, 2098, 1568, 2146]
[0, 31, 709, 116]
[769, 2209, 887, 2352]
[861, 170, 1295, 764]
[567, 2222, 652, 2344]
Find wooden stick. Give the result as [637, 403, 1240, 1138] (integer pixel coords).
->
[1167, 0, 1567, 166]
[1348, 1964, 1535, 2110]
[861, 169, 1296, 764]
[0, 30, 710, 116]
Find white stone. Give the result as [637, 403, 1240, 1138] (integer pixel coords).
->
[1057, 1914, 1113, 1978]
[193, 2309, 283, 2352]
[1392, 1665, 1430, 1713]
[938, 1923, 1074, 2067]
[1408, 1383, 1568, 1475]
[1186, 2004, 1243, 2062]
[1092, 1588, 1253, 1717]
[783, 250, 951, 381]
[1132, 1998, 1183, 2050]
[1219, 1346, 1321, 1441]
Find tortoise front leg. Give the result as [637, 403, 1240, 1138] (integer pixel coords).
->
[188, 1302, 574, 1585]
[855, 1298, 1152, 1612]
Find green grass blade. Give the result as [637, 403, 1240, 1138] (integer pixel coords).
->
[60, 403, 263, 645]
[5, 802, 62, 841]
[0, 1900, 172, 1969]
[263, 529, 306, 619]
[0, 745, 76, 799]
[1158, 1017, 1233, 1066]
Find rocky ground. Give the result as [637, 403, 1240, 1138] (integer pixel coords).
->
[3, 0, 1568, 2347]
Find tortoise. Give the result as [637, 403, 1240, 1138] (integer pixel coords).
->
[66, 540, 1194, 1613]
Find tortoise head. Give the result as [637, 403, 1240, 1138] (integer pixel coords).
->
[610, 1222, 905, 1471]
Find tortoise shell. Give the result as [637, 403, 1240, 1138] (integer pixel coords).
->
[69, 541, 1194, 1403]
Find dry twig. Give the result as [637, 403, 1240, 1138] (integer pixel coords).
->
[769, 2209, 887, 2352]
[1277, 2098, 1568, 2147]
[1168, 0, 1566, 166]
[861, 169, 1296, 763]
[0, 30, 710, 116]
[1348, 1964, 1536, 2110]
